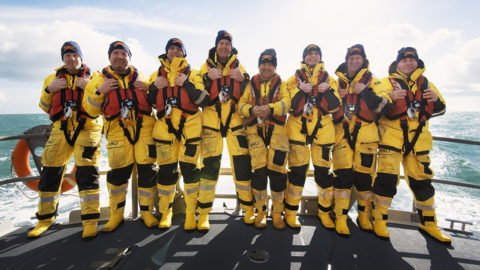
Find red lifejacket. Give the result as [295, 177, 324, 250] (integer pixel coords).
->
[291, 69, 330, 117]
[101, 66, 152, 121]
[245, 74, 285, 126]
[48, 64, 94, 122]
[155, 65, 198, 118]
[206, 59, 242, 105]
[385, 75, 434, 121]
[333, 72, 376, 124]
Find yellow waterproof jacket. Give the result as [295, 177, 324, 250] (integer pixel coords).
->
[40, 66, 102, 131]
[379, 60, 446, 152]
[199, 48, 248, 131]
[286, 63, 340, 145]
[83, 65, 155, 140]
[334, 61, 391, 144]
[148, 55, 209, 141]
[239, 74, 291, 135]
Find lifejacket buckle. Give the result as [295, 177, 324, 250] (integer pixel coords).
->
[219, 86, 230, 102]
[63, 100, 76, 119]
[344, 104, 355, 121]
[165, 97, 177, 116]
[407, 101, 420, 119]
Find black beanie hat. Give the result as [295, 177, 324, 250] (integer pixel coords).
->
[108, 41, 132, 59]
[302, 44, 322, 62]
[165, 38, 187, 57]
[396, 47, 419, 63]
[215, 30, 232, 48]
[61, 41, 83, 61]
[345, 44, 366, 62]
[258, 48, 277, 68]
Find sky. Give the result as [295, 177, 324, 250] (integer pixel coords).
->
[0, 0, 479, 113]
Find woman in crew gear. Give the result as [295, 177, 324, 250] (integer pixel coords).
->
[147, 38, 209, 231]
[332, 44, 391, 237]
[373, 47, 450, 244]
[30, 41, 102, 240]
[83, 41, 157, 233]
[286, 44, 341, 229]
[239, 49, 291, 229]
[197, 30, 253, 231]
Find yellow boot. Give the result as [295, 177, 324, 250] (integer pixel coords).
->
[138, 187, 159, 228]
[157, 184, 176, 230]
[159, 209, 173, 229]
[417, 201, 451, 245]
[197, 214, 209, 231]
[244, 208, 255, 225]
[197, 178, 216, 231]
[184, 183, 199, 231]
[356, 190, 373, 232]
[285, 183, 303, 229]
[79, 189, 101, 240]
[255, 211, 267, 229]
[271, 212, 285, 230]
[101, 183, 128, 233]
[252, 189, 267, 229]
[27, 191, 59, 239]
[317, 186, 335, 230]
[333, 189, 351, 237]
[372, 195, 391, 241]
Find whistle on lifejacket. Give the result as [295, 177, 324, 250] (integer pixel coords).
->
[257, 117, 265, 126]
[303, 96, 316, 116]
[407, 101, 420, 119]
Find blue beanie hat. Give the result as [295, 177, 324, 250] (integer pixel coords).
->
[258, 48, 277, 68]
[61, 41, 83, 61]
[302, 44, 322, 62]
[215, 30, 232, 48]
[108, 41, 132, 59]
[345, 44, 366, 62]
[165, 38, 187, 57]
[396, 47, 419, 63]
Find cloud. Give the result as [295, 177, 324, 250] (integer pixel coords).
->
[0, 92, 7, 102]
[0, 20, 158, 82]
[442, 88, 465, 93]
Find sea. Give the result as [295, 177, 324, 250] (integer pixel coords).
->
[1, 112, 479, 235]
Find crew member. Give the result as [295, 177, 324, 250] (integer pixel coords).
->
[372, 47, 450, 244]
[286, 44, 341, 229]
[30, 41, 102, 240]
[148, 38, 209, 231]
[83, 41, 157, 233]
[197, 30, 253, 230]
[239, 49, 291, 229]
[332, 44, 391, 237]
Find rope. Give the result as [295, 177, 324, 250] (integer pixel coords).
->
[11, 164, 38, 200]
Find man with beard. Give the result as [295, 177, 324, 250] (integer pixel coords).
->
[84, 41, 157, 233]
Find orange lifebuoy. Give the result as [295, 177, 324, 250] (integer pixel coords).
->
[11, 139, 77, 193]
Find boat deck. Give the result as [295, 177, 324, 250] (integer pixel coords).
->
[1, 213, 479, 270]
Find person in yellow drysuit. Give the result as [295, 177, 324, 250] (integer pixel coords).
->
[83, 41, 157, 233]
[147, 38, 209, 231]
[239, 49, 291, 229]
[332, 44, 391, 237]
[197, 30, 253, 231]
[373, 47, 450, 245]
[30, 41, 102, 240]
[285, 44, 341, 229]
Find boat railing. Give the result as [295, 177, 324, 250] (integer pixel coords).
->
[1, 127, 479, 234]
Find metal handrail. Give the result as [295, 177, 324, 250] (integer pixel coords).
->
[2, 133, 480, 221]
